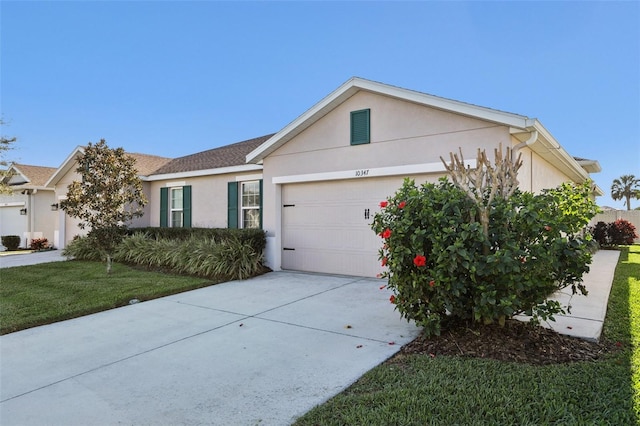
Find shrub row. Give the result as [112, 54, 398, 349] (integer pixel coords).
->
[589, 219, 638, 247]
[63, 228, 267, 281]
[127, 227, 266, 254]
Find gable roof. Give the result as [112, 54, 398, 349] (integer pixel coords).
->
[246, 77, 600, 192]
[246, 77, 536, 164]
[146, 134, 273, 180]
[45, 146, 172, 187]
[3, 163, 57, 189]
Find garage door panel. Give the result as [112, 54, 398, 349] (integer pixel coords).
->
[282, 175, 437, 276]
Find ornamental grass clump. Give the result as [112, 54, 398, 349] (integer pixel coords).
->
[372, 147, 599, 337]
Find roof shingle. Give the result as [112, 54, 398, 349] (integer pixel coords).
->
[151, 134, 274, 175]
[11, 164, 57, 186]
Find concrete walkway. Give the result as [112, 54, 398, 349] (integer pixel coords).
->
[0, 272, 421, 425]
[0, 249, 67, 268]
[518, 249, 620, 341]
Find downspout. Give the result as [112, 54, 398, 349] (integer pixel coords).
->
[512, 129, 538, 161]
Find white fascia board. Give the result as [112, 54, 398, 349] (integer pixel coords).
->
[247, 77, 534, 164]
[143, 164, 263, 182]
[272, 160, 476, 185]
[0, 201, 26, 207]
[7, 164, 30, 184]
[530, 120, 590, 182]
[44, 146, 85, 187]
[247, 80, 360, 163]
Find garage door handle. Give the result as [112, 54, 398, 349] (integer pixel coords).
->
[364, 208, 370, 220]
[283, 247, 295, 251]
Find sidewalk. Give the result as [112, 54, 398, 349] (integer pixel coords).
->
[0, 250, 67, 268]
[518, 249, 620, 342]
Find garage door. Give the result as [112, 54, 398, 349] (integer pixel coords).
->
[282, 176, 429, 277]
[0, 206, 26, 248]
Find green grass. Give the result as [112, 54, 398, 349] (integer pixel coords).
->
[0, 260, 216, 335]
[295, 245, 640, 425]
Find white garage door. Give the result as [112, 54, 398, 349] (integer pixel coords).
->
[0, 206, 27, 248]
[282, 176, 429, 277]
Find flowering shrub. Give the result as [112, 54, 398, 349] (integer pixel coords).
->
[372, 178, 598, 336]
[29, 238, 50, 250]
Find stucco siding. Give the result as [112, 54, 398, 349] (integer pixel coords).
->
[268, 91, 511, 177]
[148, 171, 262, 228]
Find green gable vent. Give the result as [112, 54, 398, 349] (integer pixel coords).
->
[350, 109, 370, 145]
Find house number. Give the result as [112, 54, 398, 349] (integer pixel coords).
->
[355, 169, 370, 177]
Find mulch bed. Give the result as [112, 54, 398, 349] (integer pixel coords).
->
[396, 318, 616, 365]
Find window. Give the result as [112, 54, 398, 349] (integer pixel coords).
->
[350, 108, 370, 145]
[170, 187, 183, 227]
[227, 180, 262, 229]
[160, 185, 191, 228]
[241, 181, 260, 229]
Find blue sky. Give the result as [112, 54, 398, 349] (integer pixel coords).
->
[1, 1, 639, 208]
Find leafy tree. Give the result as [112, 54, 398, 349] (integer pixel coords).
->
[60, 140, 147, 274]
[0, 119, 17, 194]
[611, 174, 640, 210]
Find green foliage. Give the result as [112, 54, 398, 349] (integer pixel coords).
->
[62, 235, 103, 261]
[0, 119, 17, 195]
[60, 140, 147, 273]
[590, 219, 639, 247]
[114, 232, 265, 281]
[0, 261, 212, 334]
[372, 178, 598, 336]
[611, 174, 640, 210]
[127, 227, 266, 254]
[1, 235, 21, 251]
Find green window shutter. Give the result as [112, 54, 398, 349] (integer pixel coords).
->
[350, 109, 370, 145]
[227, 181, 238, 229]
[259, 179, 263, 229]
[160, 187, 168, 228]
[183, 185, 192, 228]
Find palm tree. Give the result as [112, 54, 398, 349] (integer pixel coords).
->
[611, 174, 640, 210]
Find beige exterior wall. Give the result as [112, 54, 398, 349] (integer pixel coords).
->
[516, 147, 573, 193]
[262, 91, 516, 271]
[147, 171, 262, 229]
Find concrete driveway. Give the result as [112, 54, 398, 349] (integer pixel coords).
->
[0, 271, 421, 425]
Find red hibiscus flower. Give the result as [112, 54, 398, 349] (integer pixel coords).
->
[381, 257, 388, 266]
[380, 201, 388, 208]
[389, 295, 396, 304]
[429, 280, 435, 287]
[381, 228, 392, 239]
[413, 255, 427, 267]
[398, 201, 406, 209]
[544, 225, 551, 231]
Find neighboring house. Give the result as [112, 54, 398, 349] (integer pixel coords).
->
[45, 147, 171, 249]
[42, 77, 603, 277]
[0, 163, 57, 249]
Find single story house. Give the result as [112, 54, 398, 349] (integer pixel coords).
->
[44, 77, 602, 277]
[0, 163, 57, 249]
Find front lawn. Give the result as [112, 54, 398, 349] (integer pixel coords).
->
[0, 260, 215, 335]
[294, 245, 640, 425]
